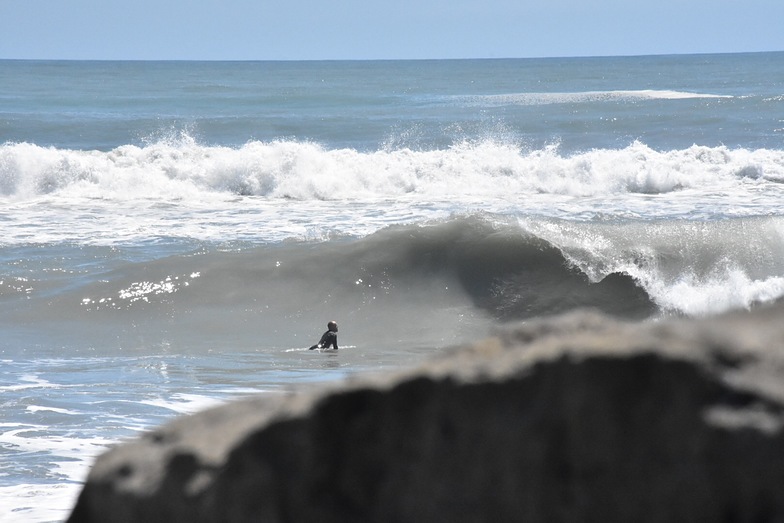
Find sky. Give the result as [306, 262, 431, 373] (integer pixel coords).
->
[2, 0, 783, 61]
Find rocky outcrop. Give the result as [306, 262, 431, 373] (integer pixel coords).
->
[69, 305, 784, 522]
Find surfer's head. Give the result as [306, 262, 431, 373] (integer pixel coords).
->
[327, 320, 338, 332]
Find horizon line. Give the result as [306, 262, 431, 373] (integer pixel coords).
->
[1, 49, 782, 64]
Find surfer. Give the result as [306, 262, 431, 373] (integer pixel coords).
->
[309, 320, 338, 350]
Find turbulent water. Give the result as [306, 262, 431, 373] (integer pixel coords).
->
[2, 53, 784, 521]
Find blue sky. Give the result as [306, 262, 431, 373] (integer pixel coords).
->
[2, 0, 783, 60]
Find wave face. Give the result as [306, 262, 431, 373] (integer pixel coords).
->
[0, 217, 652, 358]
[3, 215, 784, 359]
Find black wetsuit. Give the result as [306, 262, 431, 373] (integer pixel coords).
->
[310, 330, 338, 350]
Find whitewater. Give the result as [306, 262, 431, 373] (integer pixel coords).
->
[1, 53, 784, 521]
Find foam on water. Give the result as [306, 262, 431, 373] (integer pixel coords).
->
[1, 139, 784, 248]
[523, 216, 784, 316]
[0, 420, 115, 523]
[2, 139, 783, 202]
[137, 393, 226, 415]
[653, 270, 784, 316]
[0, 354, 291, 523]
[453, 89, 734, 107]
[2, 482, 85, 523]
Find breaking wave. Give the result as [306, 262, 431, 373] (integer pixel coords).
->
[1, 138, 783, 201]
[11, 215, 784, 352]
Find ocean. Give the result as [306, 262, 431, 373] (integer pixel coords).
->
[2, 52, 784, 521]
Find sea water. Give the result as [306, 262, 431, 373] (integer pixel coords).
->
[2, 53, 784, 521]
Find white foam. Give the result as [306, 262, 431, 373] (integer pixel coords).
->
[1, 140, 784, 246]
[654, 270, 784, 316]
[0, 375, 59, 392]
[454, 90, 732, 107]
[0, 425, 113, 456]
[524, 216, 784, 317]
[137, 393, 225, 415]
[2, 139, 782, 202]
[0, 482, 82, 523]
[0, 424, 116, 522]
[26, 405, 80, 415]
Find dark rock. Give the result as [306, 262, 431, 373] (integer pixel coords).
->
[68, 305, 784, 522]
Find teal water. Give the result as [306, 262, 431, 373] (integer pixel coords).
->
[3, 53, 783, 152]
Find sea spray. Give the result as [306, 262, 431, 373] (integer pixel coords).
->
[2, 139, 783, 201]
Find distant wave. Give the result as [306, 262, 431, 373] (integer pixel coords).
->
[1, 138, 781, 202]
[451, 90, 733, 107]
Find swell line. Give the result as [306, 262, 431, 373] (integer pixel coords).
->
[450, 89, 733, 107]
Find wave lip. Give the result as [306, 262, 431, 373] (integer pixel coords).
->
[522, 216, 784, 318]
